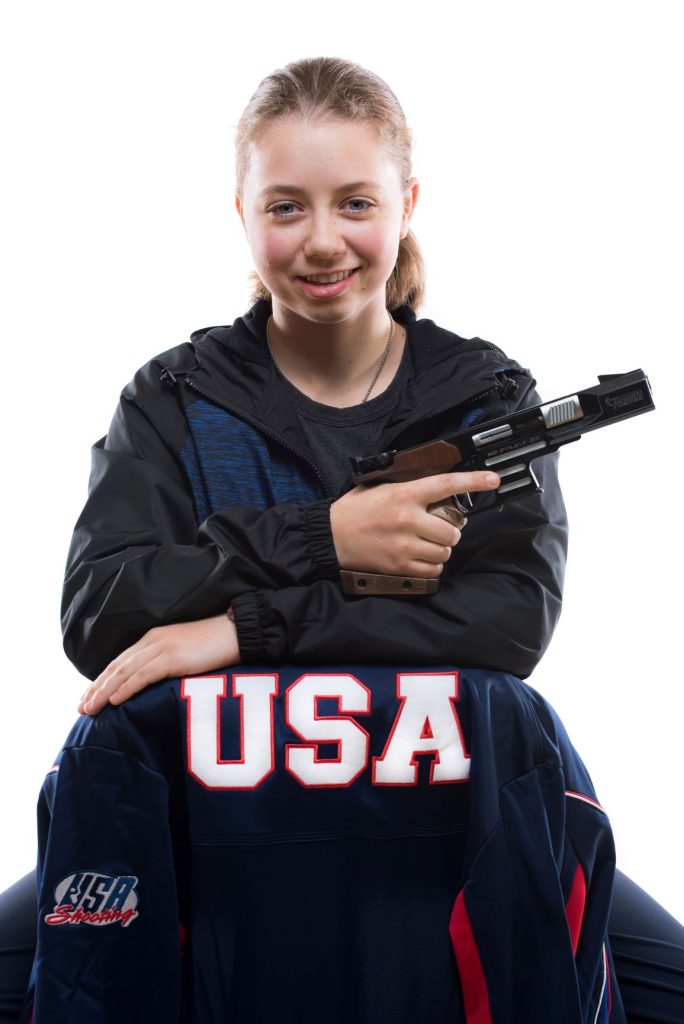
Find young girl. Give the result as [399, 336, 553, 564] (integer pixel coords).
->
[70, 64, 563, 715]
[3, 56, 683, 1023]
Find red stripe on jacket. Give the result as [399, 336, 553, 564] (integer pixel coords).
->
[565, 863, 587, 957]
[449, 890, 493, 1024]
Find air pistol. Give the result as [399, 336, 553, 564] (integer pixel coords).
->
[340, 369, 654, 596]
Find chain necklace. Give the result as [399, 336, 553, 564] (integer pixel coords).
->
[266, 312, 395, 404]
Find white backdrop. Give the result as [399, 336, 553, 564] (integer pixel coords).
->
[1, 0, 682, 924]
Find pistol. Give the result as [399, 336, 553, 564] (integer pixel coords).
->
[340, 369, 655, 596]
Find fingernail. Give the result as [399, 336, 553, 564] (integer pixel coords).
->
[486, 473, 500, 485]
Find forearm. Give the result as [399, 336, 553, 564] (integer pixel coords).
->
[233, 573, 557, 679]
[65, 365, 566, 682]
[62, 440, 337, 679]
[233, 454, 567, 679]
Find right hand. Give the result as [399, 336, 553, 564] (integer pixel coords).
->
[330, 471, 500, 580]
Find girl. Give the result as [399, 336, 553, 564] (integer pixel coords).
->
[68, 61, 564, 712]
[3, 56, 683, 1022]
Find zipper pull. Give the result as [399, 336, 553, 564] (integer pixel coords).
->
[500, 373, 519, 399]
[160, 367, 178, 388]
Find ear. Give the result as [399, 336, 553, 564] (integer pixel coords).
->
[235, 192, 247, 232]
[399, 177, 419, 240]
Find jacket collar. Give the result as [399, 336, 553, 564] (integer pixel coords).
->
[186, 300, 531, 447]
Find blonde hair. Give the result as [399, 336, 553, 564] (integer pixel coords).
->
[235, 57, 425, 312]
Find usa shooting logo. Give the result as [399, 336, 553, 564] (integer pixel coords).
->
[45, 871, 139, 928]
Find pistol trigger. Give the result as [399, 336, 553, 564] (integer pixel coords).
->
[452, 493, 472, 517]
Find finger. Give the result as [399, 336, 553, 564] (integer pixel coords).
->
[81, 672, 125, 715]
[79, 660, 130, 714]
[79, 670, 114, 715]
[416, 513, 462, 548]
[108, 653, 168, 705]
[80, 682, 115, 716]
[80, 646, 156, 715]
[78, 635, 152, 713]
[402, 559, 446, 580]
[407, 538, 455, 566]
[426, 501, 468, 529]
[413, 471, 500, 503]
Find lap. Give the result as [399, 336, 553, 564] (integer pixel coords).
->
[1, 868, 682, 1022]
[609, 870, 684, 1024]
[0, 874, 35, 1023]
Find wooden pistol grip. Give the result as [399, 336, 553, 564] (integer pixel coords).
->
[339, 571, 439, 597]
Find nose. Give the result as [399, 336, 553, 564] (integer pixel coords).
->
[303, 211, 345, 262]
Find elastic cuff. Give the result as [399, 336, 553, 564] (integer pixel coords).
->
[303, 499, 340, 581]
[230, 592, 267, 662]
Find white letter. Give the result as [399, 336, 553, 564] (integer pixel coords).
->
[286, 674, 370, 787]
[373, 672, 469, 785]
[182, 673, 278, 789]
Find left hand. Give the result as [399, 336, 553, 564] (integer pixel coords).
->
[78, 614, 241, 716]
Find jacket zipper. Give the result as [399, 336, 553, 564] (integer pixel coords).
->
[162, 371, 332, 497]
[383, 374, 519, 450]
[160, 367, 519, 491]
[462, 375, 519, 408]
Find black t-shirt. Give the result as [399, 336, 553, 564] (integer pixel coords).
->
[277, 341, 413, 497]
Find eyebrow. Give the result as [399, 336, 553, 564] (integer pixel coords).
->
[260, 180, 384, 198]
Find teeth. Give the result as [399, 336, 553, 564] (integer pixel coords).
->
[304, 270, 354, 283]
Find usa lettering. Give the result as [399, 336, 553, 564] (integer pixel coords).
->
[182, 671, 470, 790]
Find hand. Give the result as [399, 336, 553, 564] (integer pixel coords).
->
[78, 614, 241, 716]
[330, 471, 500, 580]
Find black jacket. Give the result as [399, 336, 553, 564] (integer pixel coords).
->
[62, 301, 568, 680]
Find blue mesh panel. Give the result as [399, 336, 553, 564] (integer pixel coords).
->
[180, 400, 322, 523]
[458, 407, 488, 430]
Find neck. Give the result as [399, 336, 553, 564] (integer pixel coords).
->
[267, 302, 405, 407]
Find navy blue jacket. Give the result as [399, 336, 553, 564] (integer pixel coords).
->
[61, 301, 568, 680]
[23, 665, 624, 1023]
[40, 306, 622, 1020]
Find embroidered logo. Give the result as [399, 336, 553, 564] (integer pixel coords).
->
[45, 871, 139, 928]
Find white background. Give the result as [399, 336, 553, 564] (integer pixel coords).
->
[1, 1, 682, 924]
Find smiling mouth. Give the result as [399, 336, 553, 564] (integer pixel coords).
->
[300, 268, 358, 284]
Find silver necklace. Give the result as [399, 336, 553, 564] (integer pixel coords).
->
[266, 312, 395, 404]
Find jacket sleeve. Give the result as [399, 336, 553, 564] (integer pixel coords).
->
[62, 392, 340, 679]
[447, 673, 622, 1023]
[24, 745, 183, 1023]
[63, 373, 567, 682]
[231, 449, 567, 679]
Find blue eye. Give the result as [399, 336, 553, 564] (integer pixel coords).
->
[345, 198, 371, 212]
[269, 202, 298, 217]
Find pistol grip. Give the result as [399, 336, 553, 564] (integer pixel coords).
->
[340, 571, 439, 597]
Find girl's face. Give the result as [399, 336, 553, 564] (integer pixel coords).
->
[236, 116, 419, 328]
